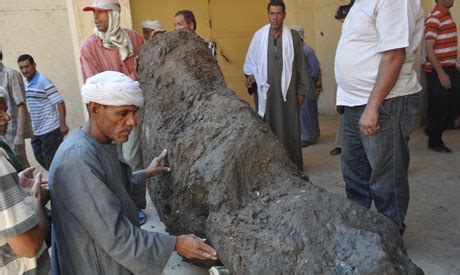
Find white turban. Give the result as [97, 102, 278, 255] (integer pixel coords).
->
[82, 71, 144, 107]
[141, 20, 162, 30]
[291, 25, 304, 39]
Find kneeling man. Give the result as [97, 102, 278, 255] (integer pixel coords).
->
[49, 71, 217, 274]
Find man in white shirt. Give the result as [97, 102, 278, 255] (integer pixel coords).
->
[334, 0, 424, 234]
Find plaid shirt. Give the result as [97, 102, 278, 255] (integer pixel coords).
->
[0, 63, 33, 153]
[0, 149, 50, 274]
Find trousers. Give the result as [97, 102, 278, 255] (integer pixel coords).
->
[341, 93, 420, 230]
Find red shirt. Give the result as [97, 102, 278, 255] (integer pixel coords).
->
[424, 6, 458, 72]
[80, 29, 144, 82]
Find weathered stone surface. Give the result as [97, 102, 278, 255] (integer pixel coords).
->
[138, 31, 423, 275]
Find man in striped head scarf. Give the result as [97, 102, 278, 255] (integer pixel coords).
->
[80, 0, 147, 223]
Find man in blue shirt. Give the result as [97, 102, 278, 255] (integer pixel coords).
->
[292, 25, 321, 147]
[17, 54, 69, 170]
[49, 71, 217, 274]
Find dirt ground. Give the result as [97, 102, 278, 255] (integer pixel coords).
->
[141, 114, 459, 274]
[28, 113, 458, 274]
[304, 115, 460, 275]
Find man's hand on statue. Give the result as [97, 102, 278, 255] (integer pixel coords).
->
[145, 149, 171, 178]
[246, 75, 256, 88]
[297, 95, 305, 106]
[359, 106, 379, 136]
[438, 71, 451, 90]
[175, 234, 218, 261]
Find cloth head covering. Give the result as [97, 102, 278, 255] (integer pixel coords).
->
[141, 20, 162, 30]
[83, 0, 121, 12]
[291, 25, 304, 39]
[82, 71, 144, 107]
[86, 3, 134, 61]
[0, 86, 9, 101]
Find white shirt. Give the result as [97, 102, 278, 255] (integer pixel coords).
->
[335, 0, 424, 106]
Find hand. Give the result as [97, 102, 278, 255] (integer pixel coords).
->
[359, 106, 379, 136]
[297, 95, 305, 107]
[60, 123, 69, 136]
[145, 149, 170, 178]
[29, 172, 46, 209]
[13, 135, 25, 153]
[175, 235, 218, 261]
[246, 75, 256, 88]
[18, 167, 49, 206]
[334, 105, 340, 115]
[438, 71, 451, 89]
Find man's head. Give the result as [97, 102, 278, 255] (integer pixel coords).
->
[141, 20, 162, 40]
[268, 1, 286, 30]
[17, 54, 37, 81]
[291, 25, 304, 41]
[174, 10, 196, 31]
[436, 0, 454, 9]
[82, 71, 144, 144]
[83, 0, 121, 32]
[0, 87, 10, 136]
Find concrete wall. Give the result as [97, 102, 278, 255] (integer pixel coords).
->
[283, 0, 460, 115]
[285, 0, 348, 115]
[129, 0, 268, 107]
[65, 0, 133, 91]
[0, 0, 84, 128]
[2, 0, 459, 121]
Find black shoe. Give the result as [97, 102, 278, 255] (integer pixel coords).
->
[428, 144, 452, 154]
[301, 140, 312, 147]
[330, 147, 341, 155]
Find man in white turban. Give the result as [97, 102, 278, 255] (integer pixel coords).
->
[141, 19, 165, 40]
[81, 0, 147, 223]
[49, 71, 218, 275]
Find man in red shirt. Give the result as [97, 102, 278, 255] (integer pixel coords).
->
[81, 0, 147, 223]
[424, 0, 460, 153]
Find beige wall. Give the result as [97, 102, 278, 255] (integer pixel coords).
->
[65, 0, 133, 88]
[129, 0, 268, 106]
[285, 0, 349, 115]
[130, 0, 211, 37]
[3, 0, 459, 122]
[0, 0, 84, 128]
[283, 0, 460, 115]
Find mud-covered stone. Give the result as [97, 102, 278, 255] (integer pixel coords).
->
[138, 30, 423, 275]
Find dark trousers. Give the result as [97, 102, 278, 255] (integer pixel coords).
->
[31, 127, 63, 170]
[341, 93, 420, 231]
[425, 67, 460, 147]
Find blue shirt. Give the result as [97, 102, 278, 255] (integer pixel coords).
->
[303, 43, 320, 79]
[49, 129, 176, 275]
[25, 72, 64, 136]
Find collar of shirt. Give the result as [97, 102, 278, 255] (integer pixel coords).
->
[433, 5, 451, 17]
[26, 71, 41, 86]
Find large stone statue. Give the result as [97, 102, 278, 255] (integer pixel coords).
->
[138, 30, 422, 274]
